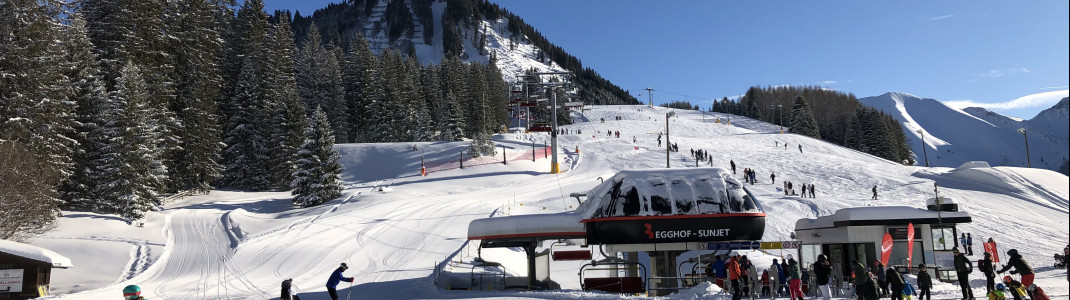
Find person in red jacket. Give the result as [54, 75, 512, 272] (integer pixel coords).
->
[727, 254, 743, 300]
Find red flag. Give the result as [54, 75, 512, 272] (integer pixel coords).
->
[881, 233, 894, 266]
[985, 242, 1000, 263]
[907, 223, 916, 269]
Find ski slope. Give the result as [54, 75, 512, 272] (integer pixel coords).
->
[31, 105, 1068, 299]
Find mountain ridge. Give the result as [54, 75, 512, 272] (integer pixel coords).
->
[860, 93, 1068, 172]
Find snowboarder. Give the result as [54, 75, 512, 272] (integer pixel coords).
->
[326, 263, 355, 300]
[123, 285, 146, 300]
[953, 247, 975, 300]
[872, 185, 878, 200]
[917, 264, 933, 300]
[730, 160, 736, 174]
[996, 249, 1034, 296]
[979, 252, 997, 293]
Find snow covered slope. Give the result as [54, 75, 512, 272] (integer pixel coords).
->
[30, 105, 1068, 299]
[860, 92, 1069, 171]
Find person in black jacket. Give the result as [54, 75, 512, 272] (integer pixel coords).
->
[886, 267, 905, 300]
[997, 249, 1035, 298]
[917, 264, 933, 300]
[953, 247, 975, 300]
[978, 252, 997, 293]
[814, 254, 833, 300]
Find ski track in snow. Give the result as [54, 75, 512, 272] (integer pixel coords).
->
[37, 105, 1069, 300]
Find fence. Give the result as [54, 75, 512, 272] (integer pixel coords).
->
[422, 143, 553, 175]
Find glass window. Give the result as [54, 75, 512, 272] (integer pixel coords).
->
[890, 241, 924, 267]
[670, 178, 695, 214]
[930, 227, 955, 251]
[647, 178, 673, 215]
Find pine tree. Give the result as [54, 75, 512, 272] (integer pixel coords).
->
[221, 57, 272, 190]
[61, 15, 113, 208]
[100, 63, 164, 221]
[0, 0, 74, 211]
[342, 36, 372, 142]
[169, 0, 225, 192]
[790, 96, 821, 139]
[265, 17, 307, 189]
[291, 107, 344, 207]
[296, 24, 348, 143]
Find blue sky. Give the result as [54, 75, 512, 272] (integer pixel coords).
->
[264, 1, 1069, 119]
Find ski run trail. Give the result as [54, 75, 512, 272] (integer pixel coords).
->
[32, 105, 1068, 299]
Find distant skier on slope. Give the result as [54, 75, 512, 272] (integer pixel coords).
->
[731, 160, 737, 174]
[798, 144, 803, 153]
[326, 263, 355, 300]
[872, 185, 878, 200]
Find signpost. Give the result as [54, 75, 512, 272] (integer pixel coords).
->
[0, 269, 24, 293]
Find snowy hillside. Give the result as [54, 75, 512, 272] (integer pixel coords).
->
[28, 105, 1068, 299]
[860, 92, 1069, 171]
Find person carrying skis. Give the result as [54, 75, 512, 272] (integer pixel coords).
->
[886, 267, 905, 300]
[979, 252, 997, 293]
[996, 249, 1034, 295]
[917, 264, 933, 300]
[954, 247, 975, 300]
[326, 263, 355, 300]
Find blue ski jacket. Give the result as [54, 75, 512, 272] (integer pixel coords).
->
[326, 268, 354, 288]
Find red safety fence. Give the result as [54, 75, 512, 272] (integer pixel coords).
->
[421, 146, 553, 175]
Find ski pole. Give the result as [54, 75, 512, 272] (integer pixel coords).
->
[346, 280, 353, 300]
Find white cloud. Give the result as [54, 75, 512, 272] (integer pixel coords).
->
[930, 15, 954, 21]
[820, 80, 838, 85]
[971, 68, 1030, 79]
[943, 90, 1069, 110]
[1040, 85, 1069, 90]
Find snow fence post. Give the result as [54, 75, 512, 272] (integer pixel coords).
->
[532, 142, 536, 162]
[459, 150, 464, 169]
[502, 145, 507, 165]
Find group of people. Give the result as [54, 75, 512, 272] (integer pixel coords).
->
[708, 253, 807, 300]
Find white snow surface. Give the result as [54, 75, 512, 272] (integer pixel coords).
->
[0, 239, 73, 268]
[26, 105, 1068, 299]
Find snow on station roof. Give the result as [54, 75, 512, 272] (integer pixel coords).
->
[795, 206, 971, 231]
[0, 239, 74, 268]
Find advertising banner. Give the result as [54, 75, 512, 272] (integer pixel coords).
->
[907, 223, 916, 268]
[880, 233, 894, 266]
[984, 242, 1000, 263]
[0, 269, 24, 293]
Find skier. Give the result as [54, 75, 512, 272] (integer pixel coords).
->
[814, 254, 832, 300]
[730, 160, 737, 174]
[874, 261, 887, 297]
[281, 278, 300, 300]
[798, 144, 803, 153]
[917, 264, 933, 300]
[872, 185, 878, 200]
[1002, 276, 1026, 300]
[996, 249, 1034, 295]
[989, 283, 1008, 300]
[326, 263, 355, 300]
[1028, 284, 1052, 300]
[967, 233, 974, 256]
[728, 254, 743, 300]
[953, 247, 975, 300]
[886, 267, 905, 300]
[787, 257, 803, 300]
[123, 285, 146, 300]
[787, 181, 794, 196]
[979, 252, 997, 293]
[801, 184, 808, 199]
[903, 281, 918, 300]
[770, 173, 776, 185]
[809, 184, 815, 198]
[632, 136, 637, 144]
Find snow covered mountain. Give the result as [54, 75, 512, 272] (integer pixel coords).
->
[290, 0, 638, 104]
[860, 92, 1069, 172]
